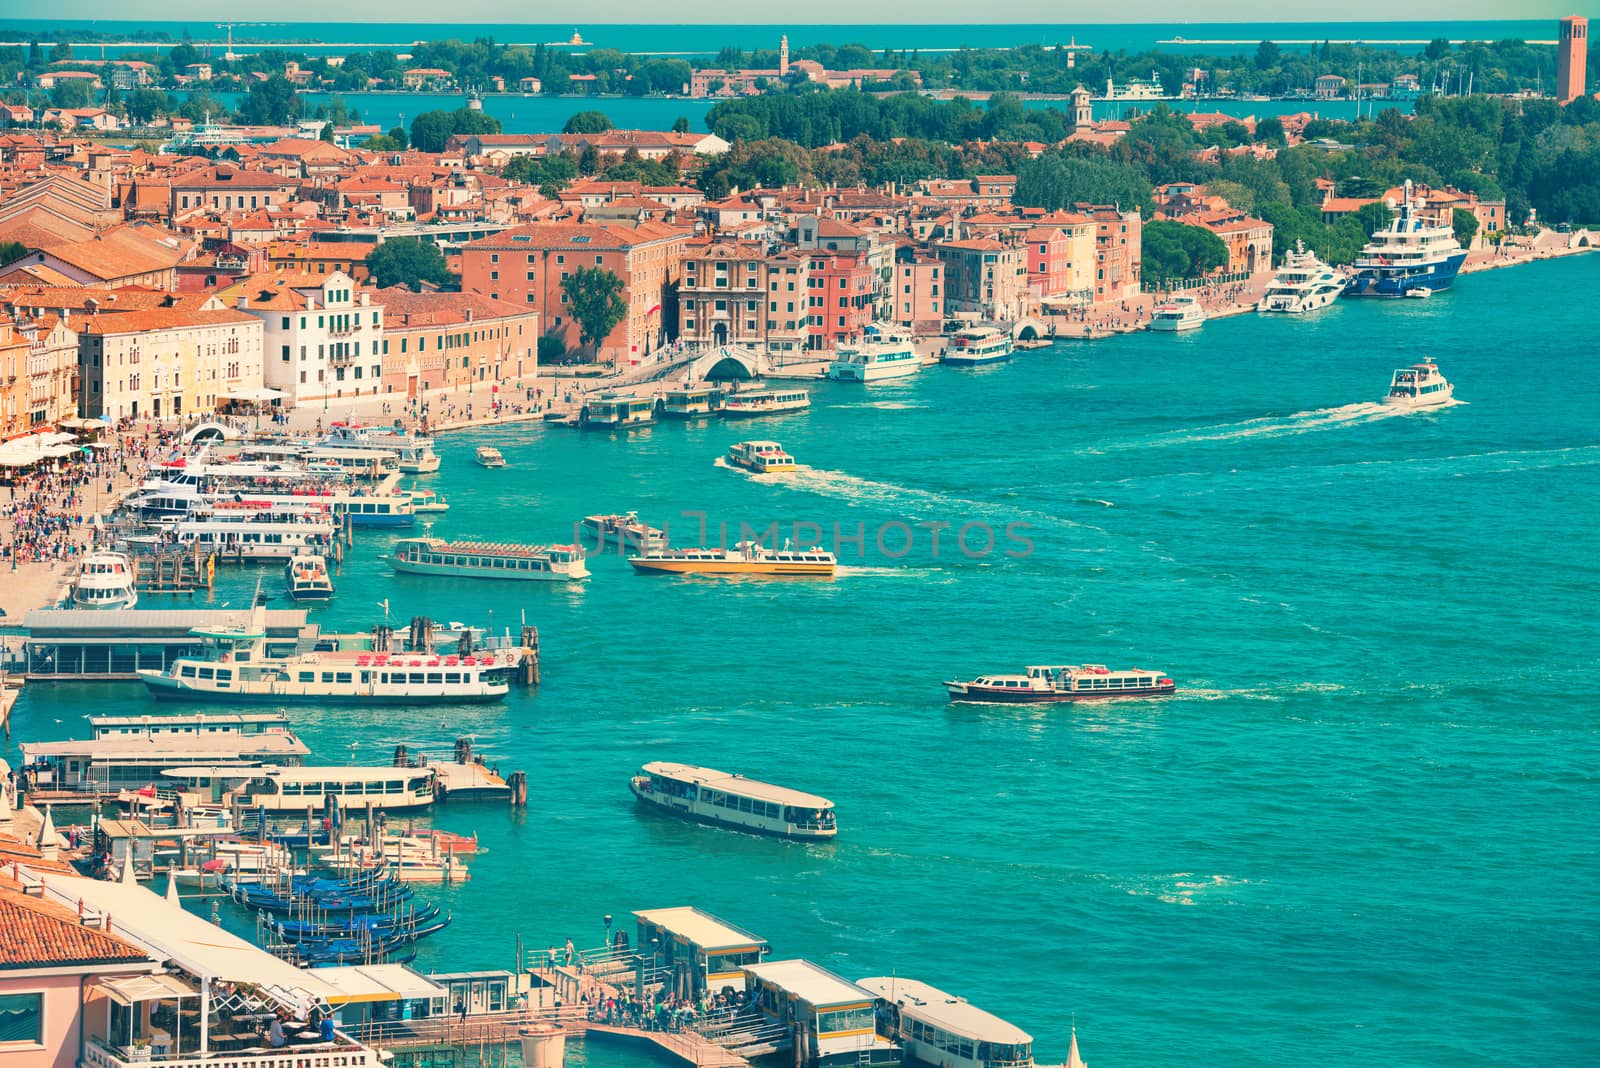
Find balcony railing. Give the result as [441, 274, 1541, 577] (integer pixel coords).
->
[84, 1035, 379, 1068]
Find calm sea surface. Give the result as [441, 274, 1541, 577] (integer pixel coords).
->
[8, 254, 1599, 1067]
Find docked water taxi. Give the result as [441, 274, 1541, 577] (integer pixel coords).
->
[727, 440, 797, 473]
[945, 664, 1176, 703]
[630, 761, 837, 839]
[942, 326, 1015, 366]
[284, 553, 334, 601]
[69, 551, 139, 610]
[1382, 357, 1453, 408]
[828, 334, 922, 382]
[474, 446, 507, 468]
[391, 537, 591, 581]
[721, 388, 811, 418]
[629, 541, 836, 577]
[160, 506, 337, 560]
[582, 393, 656, 430]
[857, 976, 1043, 1068]
[137, 606, 515, 704]
[164, 765, 439, 813]
[1149, 295, 1207, 332]
[581, 512, 667, 552]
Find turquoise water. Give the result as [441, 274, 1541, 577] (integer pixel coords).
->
[9, 254, 1600, 1067]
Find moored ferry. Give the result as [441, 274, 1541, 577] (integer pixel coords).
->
[164, 765, 439, 812]
[1149, 295, 1207, 332]
[942, 326, 1014, 366]
[828, 332, 921, 382]
[1344, 179, 1466, 298]
[629, 541, 836, 577]
[581, 512, 667, 552]
[138, 608, 515, 704]
[392, 536, 590, 581]
[660, 386, 722, 420]
[1382, 357, 1453, 407]
[721, 388, 811, 418]
[69, 551, 138, 610]
[857, 976, 1040, 1068]
[629, 761, 837, 839]
[945, 663, 1176, 702]
[161, 507, 337, 560]
[727, 440, 797, 473]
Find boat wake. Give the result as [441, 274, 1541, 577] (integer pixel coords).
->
[1103, 400, 1456, 451]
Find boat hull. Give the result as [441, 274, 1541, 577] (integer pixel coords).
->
[629, 559, 834, 576]
[1149, 317, 1203, 332]
[828, 363, 920, 382]
[391, 558, 587, 581]
[728, 457, 796, 473]
[721, 403, 809, 418]
[629, 782, 836, 840]
[138, 670, 509, 704]
[1343, 252, 1467, 297]
[287, 587, 333, 601]
[941, 353, 1011, 366]
[1257, 289, 1341, 313]
[945, 682, 1177, 703]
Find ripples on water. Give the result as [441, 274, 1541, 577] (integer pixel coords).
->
[9, 257, 1600, 1068]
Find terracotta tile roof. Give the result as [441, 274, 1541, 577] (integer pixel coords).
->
[0, 873, 149, 969]
[465, 220, 688, 252]
[78, 307, 258, 336]
[377, 288, 534, 325]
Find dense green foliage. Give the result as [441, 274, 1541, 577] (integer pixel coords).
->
[0, 240, 26, 266]
[560, 267, 627, 356]
[1141, 222, 1230, 285]
[408, 108, 503, 153]
[367, 238, 454, 292]
[562, 110, 614, 134]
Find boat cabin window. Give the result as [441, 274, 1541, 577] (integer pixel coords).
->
[180, 665, 197, 678]
[198, 667, 215, 680]
[299, 671, 315, 683]
[817, 1005, 874, 1035]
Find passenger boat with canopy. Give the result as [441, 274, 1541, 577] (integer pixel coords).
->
[630, 761, 837, 839]
[944, 663, 1176, 702]
[721, 388, 811, 418]
[69, 551, 139, 610]
[857, 976, 1042, 1068]
[581, 512, 666, 552]
[629, 541, 836, 577]
[391, 537, 590, 581]
[1382, 357, 1453, 408]
[942, 326, 1014, 366]
[727, 440, 797, 473]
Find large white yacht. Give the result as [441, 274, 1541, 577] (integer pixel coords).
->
[1345, 180, 1467, 298]
[828, 329, 922, 382]
[1382, 357, 1454, 408]
[1149, 295, 1207, 332]
[1257, 241, 1346, 313]
[137, 605, 515, 704]
[69, 551, 139, 610]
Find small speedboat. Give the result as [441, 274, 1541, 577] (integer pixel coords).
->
[474, 446, 507, 468]
[284, 554, 334, 601]
[1404, 287, 1433, 300]
[1382, 357, 1453, 407]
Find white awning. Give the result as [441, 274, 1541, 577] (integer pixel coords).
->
[98, 973, 198, 1006]
[38, 873, 338, 1010]
[314, 964, 450, 1005]
[220, 388, 285, 402]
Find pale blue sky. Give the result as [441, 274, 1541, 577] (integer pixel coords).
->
[0, 1, 1581, 23]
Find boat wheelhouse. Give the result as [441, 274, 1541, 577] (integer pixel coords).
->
[743, 961, 899, 1067]
[1257, 240, 1345, 314]
[660, 386, 722, 420]
[629, 541, 836, 577]
[721, 389, 811, 418]
[632, 907, 772, 997]
[727, 440, 797, 473]
[581, 512, 667, 552]
[945, 664, 1176, 703]
[582, 394, 656, 430]
[1382, 357, 1453, 407]
[828, 336, 921, 382]
[943, 327, 1014, 366]
[70, 551, 139, 610]
[1149, 295, 1206, 331]
[474, 446, 507, 468]
[166, 765, 438, 812]
[392, 537, 590, 582]
[285, 554, 334, 601]
[1345, 180, 1466, 298]
[629, 761, 837, 839]
[856, 977, 1034, 1068]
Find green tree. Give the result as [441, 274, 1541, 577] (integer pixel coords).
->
[367, 238, 454, 292]
[238, 75, 301, 126]
[1452, 207, 1479, 248]
[50, 79, 93, 109]
[1141, 221, 1230, 286]
[1356, 200, 1395, 236]
[409, 110, 456, 153]
[560, 266, 626, 357]
[387, 125, 409, 148]
[1254, 117, 1286, 145]
[562, 109, 614, 134]
[1255, 40, 1281, 70]
[319, 121, 335, 143]
[671, 115, 691, 134]
[537, 334, 567, 363]
[0, 240, 27, 267]
[125, 88, 168, 124]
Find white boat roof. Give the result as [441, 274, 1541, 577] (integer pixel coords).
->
[745, 959, 875, 1007]
[640, 762, 833, 809]
[856, 977, 1032, 1044]
[22, 734, 308, 760]
[632, 906, 768, 951]
[231, 765, 430, 782]
[92, 711, 291, 729]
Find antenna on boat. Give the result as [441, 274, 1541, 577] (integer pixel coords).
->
[377, 598, 390, 624]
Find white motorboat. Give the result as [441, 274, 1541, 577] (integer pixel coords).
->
[828, 328, 921, 382]
[284, 553, 334, 601]
[69, 551, 138, 610]
[474, 446, 507, 468]
[1382, 357, 1453, 407]
[1149, 295, 1207, 331]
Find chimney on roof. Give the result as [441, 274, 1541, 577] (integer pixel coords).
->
[236, 296, 248, 310]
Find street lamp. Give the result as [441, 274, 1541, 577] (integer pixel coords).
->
[603, 914, 613, 951]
